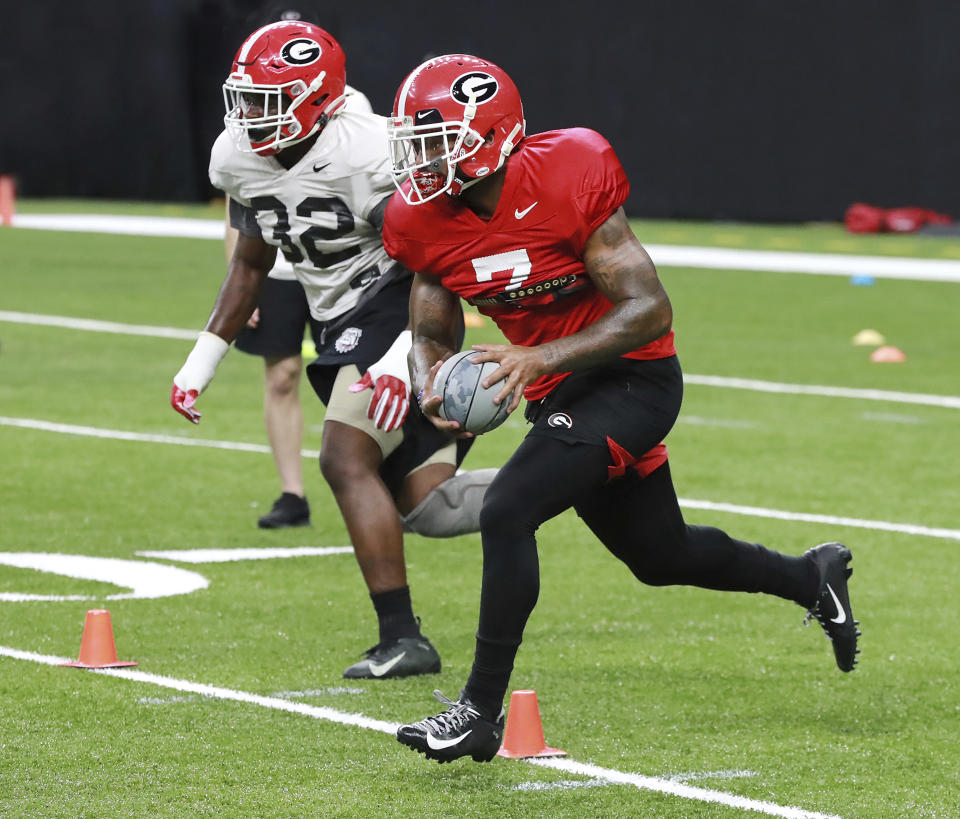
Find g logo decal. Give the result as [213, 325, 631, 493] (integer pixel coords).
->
[280, 38, 322, 66]
[547, 412, 573, 429]
[450, 72, 499, 105]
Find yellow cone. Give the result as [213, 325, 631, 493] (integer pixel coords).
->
[852, 329, 885, 346]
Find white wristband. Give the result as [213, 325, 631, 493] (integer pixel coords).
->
[174, 331, 230, 394]
[367, 330, 412, 387]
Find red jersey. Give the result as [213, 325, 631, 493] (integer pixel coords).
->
[383, 128, 676, 400]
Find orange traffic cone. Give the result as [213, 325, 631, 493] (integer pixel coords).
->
[497, 689, 566, 758]
[60, 609, 138, 669]
[870, 345, 907, 363]
[0, 175, 14, 227]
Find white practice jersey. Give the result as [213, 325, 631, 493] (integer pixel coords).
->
[265, 85, 372, 282]
[210, 104, 395, 321]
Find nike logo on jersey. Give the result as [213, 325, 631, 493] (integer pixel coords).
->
[515, 202, 538, 219]
[426, 730, 472, 750]
[825, 583, 846, 624]
[368, 651, 406, 677]
[313, 162, 331, 173]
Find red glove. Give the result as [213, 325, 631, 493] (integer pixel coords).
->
[170, 331, 230, 425]
[349, 371, 410, 432]
[170, 384, 202, 424]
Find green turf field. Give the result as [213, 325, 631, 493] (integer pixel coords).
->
[1, 203, 958, 818]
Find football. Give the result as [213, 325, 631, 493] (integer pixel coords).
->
[432, 350, 514, 434]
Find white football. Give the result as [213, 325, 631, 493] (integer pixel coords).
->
[433, 350, 514, 434]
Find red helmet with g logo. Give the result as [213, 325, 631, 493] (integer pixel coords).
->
[388, 55, 526, 203]
[223, 21, 347, 155]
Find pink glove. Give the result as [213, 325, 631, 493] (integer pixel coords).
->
[350, 371, 410, 432]
[170, 384, 202, 424]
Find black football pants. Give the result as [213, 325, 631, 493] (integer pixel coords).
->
[464, 434, 820, 714]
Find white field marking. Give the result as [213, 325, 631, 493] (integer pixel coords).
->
[0, 310, 198, 340]
[2, 311, 960, 412]
[0, 646, 840, 819]
[860, 411, 924, 425]
[10, 213, 960, 282]
[645, 243, 960, 283]
[668, 769, 760, 783]
[511, 778, 611, 791]
[271, 687, 365, 698]
[137, 546, 353, 563]
[679, 415, 762, 430]
[10, 213, 223, 239]
[140, 687, 365, 705]
[677, 499, 960, 542]
[0, 646, 398, 731]
[0, 416, 321, 459]
[0, 553, 208, 602]
[524, 758, 839, 819]
[682, 375, 960, 411]
[3, 415, 959, 543]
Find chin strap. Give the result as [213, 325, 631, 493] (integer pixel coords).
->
[454, 120, 524, 195]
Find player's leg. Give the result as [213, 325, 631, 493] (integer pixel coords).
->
[576, 463, 818, 599]
[318, 363, 440, 679]
[575, 460, 859, 671]
[396, 454, 499, 539]
[397, 433, 611, 762]
[233, 277, 311, 529]
[262, 352, 308, 493]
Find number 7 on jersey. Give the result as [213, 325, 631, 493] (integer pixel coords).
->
[471, 249, 531, 291]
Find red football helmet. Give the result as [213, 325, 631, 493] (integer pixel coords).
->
[222, 21, 347, 155]
[388, 54, 526, 204]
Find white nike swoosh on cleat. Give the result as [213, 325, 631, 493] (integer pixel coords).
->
[514, 202, 538, 219]
[369, 651, 406, 677]
[826, 583, 846, 624]
[426, 730, 472, 750]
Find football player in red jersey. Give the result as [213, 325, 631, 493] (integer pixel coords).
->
[383, 55, 861, 763]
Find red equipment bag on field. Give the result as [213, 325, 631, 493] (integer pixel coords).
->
[844, 202, 953, 233]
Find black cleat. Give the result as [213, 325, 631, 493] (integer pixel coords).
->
[804, 542, 861, 672]
[342, 635, 441, 679]
[257, 493, 310, 529]
[397, 690, 505, 763]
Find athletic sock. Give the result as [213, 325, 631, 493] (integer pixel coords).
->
[370, 586, 421, 644]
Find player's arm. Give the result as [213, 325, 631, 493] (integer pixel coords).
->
[170, 220, 277, 423]
[408, 272, 467, 433]
[224, 196, 260, 328]
[204, 230, 276, 340]
[472, 207, 671, 411]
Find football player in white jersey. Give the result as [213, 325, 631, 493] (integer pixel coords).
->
[170, 20, 496, 679]
[229, 84, 373, 531]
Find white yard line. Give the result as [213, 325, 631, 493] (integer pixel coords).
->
[10, 212, 960, 282]
[645, 243, 960, 283]
[0, 645, 840, 819]
[2, 309, 959, 412]
[682, 374, 960, 411]
[0, 416, 321, 458]
[0, 310, 199, 339]
[10, 213, 224, 239]
[2, 415, 957, 542]
[137, 546, 353, 563]
[677, 498, 960, 542]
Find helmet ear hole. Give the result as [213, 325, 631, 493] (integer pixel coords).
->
[482, 129, 496, 146]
